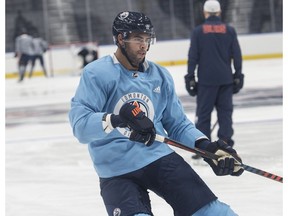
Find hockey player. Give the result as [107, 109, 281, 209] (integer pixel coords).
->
[77, 42, 98, 68]
[69, 11, 244, 216]
[29, 32, 49, 78]
[185, 0, 244, 159]
[15, 29, 34, 82]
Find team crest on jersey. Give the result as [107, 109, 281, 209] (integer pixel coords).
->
[114, 92, 155, 137]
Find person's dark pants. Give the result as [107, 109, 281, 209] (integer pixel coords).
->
[196, 84, 234, 146]
[18, 54, 33, 82]
[30, 55, 47, 77]
[100, 152, 216, 216]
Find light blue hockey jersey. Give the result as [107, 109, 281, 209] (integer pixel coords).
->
[69, 54, 207, 178]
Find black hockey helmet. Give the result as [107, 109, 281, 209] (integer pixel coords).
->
[112, 11, 156, 44]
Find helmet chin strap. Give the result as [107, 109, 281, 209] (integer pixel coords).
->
[120, 44, 145, 72]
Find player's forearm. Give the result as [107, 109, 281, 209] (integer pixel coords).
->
[69, 104, 108, 144]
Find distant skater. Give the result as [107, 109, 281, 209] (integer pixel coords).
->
[77, 43, 98, 68]
[29, 32, 49, 78]
[15, 29, 34, 82]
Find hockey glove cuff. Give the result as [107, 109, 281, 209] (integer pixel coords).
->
[198, 139, 244, 176]
[119, 103, 156, 146]
[102, 113, 127, 133]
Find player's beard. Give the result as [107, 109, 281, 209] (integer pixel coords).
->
[124, 45, 146, 67]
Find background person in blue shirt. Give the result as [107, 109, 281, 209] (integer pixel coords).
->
[69, 11, 243, 216]
[185, 0, 244, 159]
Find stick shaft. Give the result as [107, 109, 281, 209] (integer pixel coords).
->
[155, 134, 283, 183]
[242, 164, 283, 183]
[210, 119, 218, 133]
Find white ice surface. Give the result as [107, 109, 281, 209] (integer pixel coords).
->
[5, 59, 284, 215]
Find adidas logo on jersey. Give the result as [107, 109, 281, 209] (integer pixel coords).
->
[153, 86, 161, 93]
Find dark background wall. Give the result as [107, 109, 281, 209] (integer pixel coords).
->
[5, 0, 283, 52]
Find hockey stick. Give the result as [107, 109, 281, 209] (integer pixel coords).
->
[191, 119, 218, 159]
[155, 134, 283, 183]
[210, 119, 218, 133]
